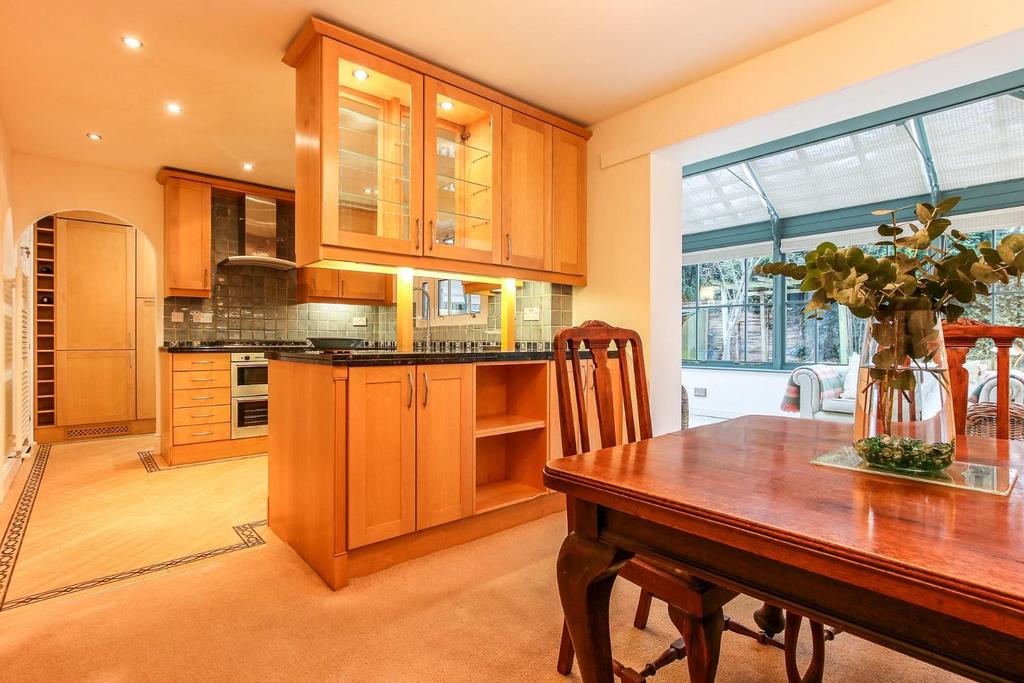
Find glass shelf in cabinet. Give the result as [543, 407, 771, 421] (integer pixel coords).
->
[435, 173, 491, 194]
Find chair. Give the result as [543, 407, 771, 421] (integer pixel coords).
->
[944, 320, 1024, 440]
[553, 320, 829, 683]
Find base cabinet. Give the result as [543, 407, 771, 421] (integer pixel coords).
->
[56, 350, 136, 425]
[415, 364, 473, 529]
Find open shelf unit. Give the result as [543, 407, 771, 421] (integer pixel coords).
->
[473, 361, 549, 514]
[34, 217, 56, 427]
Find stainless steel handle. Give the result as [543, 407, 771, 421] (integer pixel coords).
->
[191, 395, 214, 400]
[423, 371, 429, 406]
[407, 372, 413, 409]
[428, 220, 435, 251]
[505, 234, 511, 260]
[190, 378, 214, 382]
[192, 360, 215, 365]
[191, 431, 214, 437]
[415, 218, 421, 250]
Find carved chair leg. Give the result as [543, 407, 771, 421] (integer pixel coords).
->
[783, 612, 826, 683]
[557, 620, 575, 675]
[557, 532, 633, 683]
[633, 588, 654, 630]
[668, 604, 725, 683]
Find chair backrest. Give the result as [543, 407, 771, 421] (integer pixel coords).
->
[943, 321, 1024, 440]
[552, 320, 652, 457]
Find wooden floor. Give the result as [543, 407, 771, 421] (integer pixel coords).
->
[0, 435, 274, 611]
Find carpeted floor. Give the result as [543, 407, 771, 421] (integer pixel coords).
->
[0, 513, 965, 681]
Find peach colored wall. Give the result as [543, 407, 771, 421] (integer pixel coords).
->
[0, 116, 17, 497]
[577, 0, 1024, 435]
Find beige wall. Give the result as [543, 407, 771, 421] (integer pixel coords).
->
[0, 115, 17, 498]
[578, 0, 1024, 434]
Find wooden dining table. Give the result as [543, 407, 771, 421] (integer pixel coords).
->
[543, 415, 1024, 683]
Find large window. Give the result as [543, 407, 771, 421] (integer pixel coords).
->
[682, 256, 773, 364]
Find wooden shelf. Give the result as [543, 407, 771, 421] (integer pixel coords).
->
[475, 414, 546, 438]
[475, 480, 545, 514]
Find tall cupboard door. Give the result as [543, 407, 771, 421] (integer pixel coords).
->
[551, 128, 587, 276]
[320, 40, 423, 256]
[501, 109, 551, 271]
[347, 365, 416, 548]
[55, 218, 136, 350]
[56, 350, 135, 425]
[136, 298, 157, 420]
[163, 178, 212, 297]
[424, 78, 501, 264]
[416, 364, 473, 529]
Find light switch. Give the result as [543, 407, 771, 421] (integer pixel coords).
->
[352, 316, 367, 327]
[191, 311, 213, 324]
[524, 307, 541, 322]
[171, 311, 184, 323]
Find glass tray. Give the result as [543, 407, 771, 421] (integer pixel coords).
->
[813, 447, 1019, 497]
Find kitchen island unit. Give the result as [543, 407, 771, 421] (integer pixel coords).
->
[267, 349, 576, 589]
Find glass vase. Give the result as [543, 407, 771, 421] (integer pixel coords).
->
[852, 309, 956, 472]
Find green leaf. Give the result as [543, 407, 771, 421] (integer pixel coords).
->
[936, 196, 961, 214]
[877, 224, 904, 237]
[915, 203, 934, 224]
[926, 218, 951, 239]
[970, 262, 1002, 284]
[946, 279, 974, 303]
[945, 304, 965, 322]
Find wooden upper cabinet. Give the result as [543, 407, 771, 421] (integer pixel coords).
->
[551, 128, 587, 276]
[55, 218, 136, 350]
[416, 363, 473, 529]
[164, 178, 212, 297]
[424, 78, 501, 264]
[501, 109, 552, 271]
[296, 268, 391, 304]
[297, 268, 340, 301]
[347, 365, 416, 548]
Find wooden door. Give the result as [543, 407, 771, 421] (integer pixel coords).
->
[416, 363, 473, 529]
[55, 218, 136, 350]
[501, 109, 551, 271]
[424, 78, 502, 264]
[296, 268, 340, 302]
[136, 298, 157, 420]
[135, 232, 157, 298]
[321, 40, 423, 256]
[347, 365, 416, 548]
[551, 128, 587, 276]
[56, 350, 135, 425]
[340, 271, 387, 302]
[164, 178, 212, 297]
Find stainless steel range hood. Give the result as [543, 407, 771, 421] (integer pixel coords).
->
[218, 194, 296, 270]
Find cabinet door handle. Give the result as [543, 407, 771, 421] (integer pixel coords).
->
[407, 372, 413, 409]
[191, 395, 213, 400]
[415, 218, 421, 250]
[190, 377, 214, 382]
[505, 234, 511, 260]
[428, 220, 435, 251]
[203, 268, 209, 287]
[423, 371, 429, 406]
[191, 413, 214, 418]
[191, 431, 214, 437]
[192, 360, 214, 365]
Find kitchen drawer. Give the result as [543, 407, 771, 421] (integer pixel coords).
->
[172, 353, 230, 372]
[172, 369, 230, 390]
[173, 422, 231, 445]
[173, 404, 231, 427]
[172, 387, 231, 409]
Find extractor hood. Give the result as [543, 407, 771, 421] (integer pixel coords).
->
[218, 194, 296, 270]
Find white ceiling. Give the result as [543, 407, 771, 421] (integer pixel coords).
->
[0, 0, 888, 190]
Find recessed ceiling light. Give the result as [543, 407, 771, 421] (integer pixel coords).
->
[352, 69, 369, 81]
[86, 132, 103, 141]
[121, 35, 143, 49]
[166, 102, 183, 114]
[242, 162, 254, 172]
[439, 101, 454, 111]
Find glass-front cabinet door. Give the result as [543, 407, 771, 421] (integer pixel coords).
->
[424, 78, 501, 263]
[322, 41, 423, 255]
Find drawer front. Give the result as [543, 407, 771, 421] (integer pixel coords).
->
[173, 404, 231, 427]
[172, 369, 230, 390]
[173, 422, 231, 445]
[172, 387, 231, 409]
[172, 353, 230, 372]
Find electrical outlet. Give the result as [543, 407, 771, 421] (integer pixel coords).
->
[352, 316, 367, 327]
[693, 387, 707, 398]
[524, 307, 541, 322]
[170, 311, 184, 323]
[191, 310, 213, 324]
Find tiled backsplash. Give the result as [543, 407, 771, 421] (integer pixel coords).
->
[164, 193, 573, 345]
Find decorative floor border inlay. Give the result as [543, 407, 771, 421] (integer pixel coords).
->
[137, 450, 267, 473]
[0, 445, 51, 607]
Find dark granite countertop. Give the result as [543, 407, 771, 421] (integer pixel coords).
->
[161, 344, 312, 354]
[265, 349, 557, 366]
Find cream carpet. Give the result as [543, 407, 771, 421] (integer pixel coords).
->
[0, 513, 964, 681]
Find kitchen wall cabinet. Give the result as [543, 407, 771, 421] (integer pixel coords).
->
[296, 268, 392, 304]
[163, 178, 212, 297]
[135, 298, 157, 420]
[347, 365, 416, 548]
[286, 18, 590, 285]
[56, 350, 136, 425]
[415, 363, 473, 529]
[55, 218, 136, 350]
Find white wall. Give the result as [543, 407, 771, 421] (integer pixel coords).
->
[683, 368, 791, 420]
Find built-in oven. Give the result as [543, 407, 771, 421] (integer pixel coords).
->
[230, 352, 269, 438]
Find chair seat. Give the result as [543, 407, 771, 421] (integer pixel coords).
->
[619, 555, 737, 618]
[966, 402, 1024, 440]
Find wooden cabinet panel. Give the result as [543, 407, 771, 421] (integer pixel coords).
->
[172, 387, 231, 409]
[56, 350, 135, 425]
[416, 364, 473, 529]
[172, 369, 230, 390]
[55, 219, 136, 350]
[173, 422, 231, 445]
[347, 365, 415, 548]
[171, 353, 230, 372]
[164, 178, 212, 297]
[340, 271, 387, 301]
[136, 235, 157, 298]
[297, 268, 390, 304]
[551, 128, 587, 276]
[297, 268, 340, 301]
[548, 359, 622, 460]
[501, 109, 551, 271]
[136, 299, 157, 420]
[173, 404, 230, 426]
